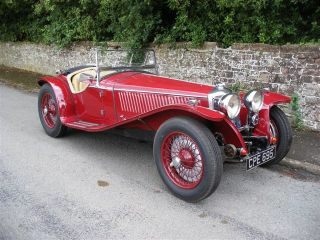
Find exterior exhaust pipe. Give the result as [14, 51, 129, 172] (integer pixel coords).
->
[224, 144, 249, 159]
[224, 144, 237, 158]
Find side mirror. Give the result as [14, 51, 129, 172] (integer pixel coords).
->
[78, 73, 94, 83]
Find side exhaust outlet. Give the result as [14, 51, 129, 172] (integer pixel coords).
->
[224, 144, 237, 158]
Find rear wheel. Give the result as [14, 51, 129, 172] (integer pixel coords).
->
[153, 117, 223, 202]
[38, 84, 67, 138]
[262, 106, 292, 166]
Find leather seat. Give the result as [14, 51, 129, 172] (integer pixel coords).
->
[67, 67, 116, 93]
[71, 70, 96, 93]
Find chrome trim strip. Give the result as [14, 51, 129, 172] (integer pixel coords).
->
[67, 121, 102, 128]
[113, 88, 206, 98]
[142, 73, 195, 83]
[89, 85, 113, 91]
[77, 121, 102, 127]
[91, 84, 207, 99]
[111, 85, 118, 121]
[95, 51, 100, 87]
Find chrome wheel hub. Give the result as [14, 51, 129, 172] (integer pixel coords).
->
[169, 135, 203, 182]
[170, 156, 181, 168]
[43, 106, 48, 116]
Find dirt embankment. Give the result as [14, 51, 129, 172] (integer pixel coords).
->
[0, 65, 43, 93]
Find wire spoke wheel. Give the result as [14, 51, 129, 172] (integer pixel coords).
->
[41, 92, 57, 128]
[270, 119, 280, 148]
[153, 117, 223, 202]
[161, 131, 204, 189]
[261, 106, 292, 167]
[270, 118, 279, 137]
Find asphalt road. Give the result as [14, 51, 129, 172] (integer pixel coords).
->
[1, 84, 320, 240]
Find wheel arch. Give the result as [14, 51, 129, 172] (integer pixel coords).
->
[253, 92, 291, 140]
[38, 76, 76, 123]
[263, 92, 291, 106]
[138, 107, 247, 148]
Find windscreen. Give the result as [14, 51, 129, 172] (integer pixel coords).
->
[96, 48, 158, 74]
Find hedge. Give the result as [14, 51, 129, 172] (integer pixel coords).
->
[0, 0, 319, 48]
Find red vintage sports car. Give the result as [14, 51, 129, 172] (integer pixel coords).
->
[38, 49, 292, 202]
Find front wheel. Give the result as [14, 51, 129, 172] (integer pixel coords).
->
[153, 117, 223, 202]
[262, 106, 292, 166]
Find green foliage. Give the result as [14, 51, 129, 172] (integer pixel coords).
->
[0, 0, 36, 41]
[290, 94, 304, 130]
[0, 0, 319, 48]
[228, 81, 251, 93]
[102, 0, 163, 49]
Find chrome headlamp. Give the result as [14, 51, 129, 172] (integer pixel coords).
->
[219, 93, 241, 119]
[208, 85, 241, 119]
[244, 90, 264, 113]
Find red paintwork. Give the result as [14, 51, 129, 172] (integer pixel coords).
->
[263, 92, 291, 105]
[161, 131, 204, 189]
[111, 73, 212, 96]
[38, 70, 291, 152]
[253, 92, 291, 141]
[39, 76, 77, 123]
[237, 91, 291, 142]
[240, 148, 248, 156]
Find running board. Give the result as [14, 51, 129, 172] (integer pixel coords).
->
[64, 120, 107, 131]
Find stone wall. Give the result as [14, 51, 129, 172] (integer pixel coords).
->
[0, 41, 319, 130]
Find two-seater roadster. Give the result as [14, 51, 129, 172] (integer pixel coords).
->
[37, 49, 292, 202]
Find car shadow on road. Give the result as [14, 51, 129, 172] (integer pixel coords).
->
[44, 127, 316, 214]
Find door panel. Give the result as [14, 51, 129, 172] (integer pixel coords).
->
[75, 87, 105, 123]
[101, 87, 117, 125]
[73, 85, 116, 126]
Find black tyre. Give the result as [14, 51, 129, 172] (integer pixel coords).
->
[38, 84, 67, 138]
[153, 117, 223, 202]
[262, 106, 292, 166]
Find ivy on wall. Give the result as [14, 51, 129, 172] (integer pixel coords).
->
[1, 0, 319, 48]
